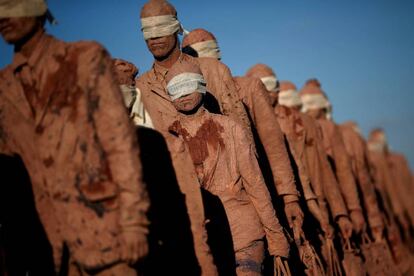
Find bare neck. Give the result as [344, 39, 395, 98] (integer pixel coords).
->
[15, 27, 45, 59]
[154, 45, 181, 69]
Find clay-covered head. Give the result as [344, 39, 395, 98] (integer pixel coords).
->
[279, 81, 297, 92]
[182, 28, 216, 48]
[140, 0, 181, 59]
[113, 58, 139, 86]
[166, 60, 206, 113]
[368, 128, 388, 152]
[278, 81, 302, 109]
[140, 0, 177, 18]
[299, 78, 330, 118]
[0, 0, 48, 44]
[342, 121, 362, 135]
[369, 128, 387, 144]
[245, 63, 279, 92]
[181, 28, 221, 60]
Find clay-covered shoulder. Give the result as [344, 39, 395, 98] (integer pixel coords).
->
[209, 112, 247, 138]
[66, 40, 111, 67]
[197, 56, 228, 73]
[135, 70, 152, 87]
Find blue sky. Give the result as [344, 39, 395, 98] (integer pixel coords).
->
[1, 0, 413, 170]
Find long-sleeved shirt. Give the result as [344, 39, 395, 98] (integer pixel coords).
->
[136, 53, 252, 275]
[317, 118, 362, 212]
[0, 33, 149, 269]
[169, 110, 289, 257]
[233, 77, 299, 199]
[339, 124, 383, 229]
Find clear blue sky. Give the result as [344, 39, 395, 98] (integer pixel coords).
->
[1, 0, 413, 170]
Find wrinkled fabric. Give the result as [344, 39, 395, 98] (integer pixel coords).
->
[387, 152, 414, 225]
[140, 14, 182, 40]
[130, 88, 153, 128]
[236, 240, 265, 276]
[0, 33, 149, 270]
[317, 118, 362, 212]
[169, 110, 289, 257]
[190, 40, 221, 59]
[273, 105, 316, 201]
[339, 124, 383, 229]
[136, 53, 252, 275]
[166, 72, 207, 100]
[0, 0, 47, 18]
[234, 77, 298, 198]
[298, 112, 348, 219]
[367, 149, 405, 220]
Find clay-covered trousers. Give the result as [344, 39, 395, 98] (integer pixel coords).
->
[68, 262, 136, 276]
[236, 240, 265, 276]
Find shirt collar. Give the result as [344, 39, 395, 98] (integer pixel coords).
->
[10, 31, 54, 73]
[151, 53, 186, 81]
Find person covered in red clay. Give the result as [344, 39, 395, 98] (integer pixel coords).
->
[243, 65, 353, 240]
[166, 59, 290, 275]
[182, 28, 304, 234]
[0, 0, 149, 275]
[112, 58, 154, 128]
[339, 121, 384, 241]
[299, 79, 366, 237]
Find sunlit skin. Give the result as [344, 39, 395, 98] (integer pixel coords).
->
[145, 33, 181, 69]
[0, 16, 44, 58]
[172, 92, 203, 114]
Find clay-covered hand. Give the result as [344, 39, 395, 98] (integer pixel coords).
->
[350, 210, 366, 234]
[121, 231, 148, 265]
[371, 225, 384, 242]
[284, 201, 304, 229]
[337, 216, 353, 239]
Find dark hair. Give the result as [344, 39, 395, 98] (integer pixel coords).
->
[181, 46, 199, 58]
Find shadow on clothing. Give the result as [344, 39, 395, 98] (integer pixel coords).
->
[0, 154, 55, 276]
[134, 126, 201, 275]
[201, 189, 237, 276]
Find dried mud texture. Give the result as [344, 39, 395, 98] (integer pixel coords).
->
[171, 111, 289, 258]
[0, 33, 149, 270]
[234, 76, 299, 199]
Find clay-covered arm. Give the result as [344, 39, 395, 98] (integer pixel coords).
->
[204, 60, 252, 134]
[330, 124, 362, 212]
[316, 125, 348, 219]
[234, 123, 289, 257]
[355, 140, 383, 229]
[246, 79, 299, 199]
[83, 44, 149, 234]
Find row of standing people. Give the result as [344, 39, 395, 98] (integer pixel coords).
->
[0, 0, 413, 275]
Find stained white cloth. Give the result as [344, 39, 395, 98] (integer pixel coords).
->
[300, 94, 330, 112]
[141, 15, 182, 40]
[120, 85, 137, 109]
[190, 40, 221, 60]
[278, 89, 302, 107]
[166, 73, 207, 100]
[0, 0, 47, 18]
[131, 87, 154, 128]
[260, 76, 278, 92]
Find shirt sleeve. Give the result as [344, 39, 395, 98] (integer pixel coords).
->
[233, 121, 289, 257]
[79, 43, 149, 234]
[246, 80, 299, 198]
[315, 123, 348, 219]
[330, 123, 362, 212]
[353, 135, 383, 228]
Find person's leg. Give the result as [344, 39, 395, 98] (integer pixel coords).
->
[235, 240, 265, 276]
